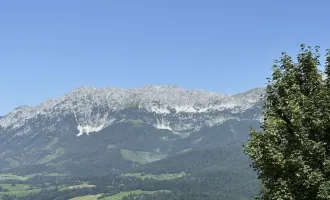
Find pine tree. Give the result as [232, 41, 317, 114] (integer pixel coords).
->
[244, 45, 330, 199]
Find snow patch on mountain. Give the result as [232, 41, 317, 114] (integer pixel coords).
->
[174, 105, 198, 113]
[73, 107, 116, 136]
[77, 124, 105, 136]
[150, 107, 171, 114]
[154, 117, 172, 131]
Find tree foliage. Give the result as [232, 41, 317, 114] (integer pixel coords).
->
[244, 45, 330, 200]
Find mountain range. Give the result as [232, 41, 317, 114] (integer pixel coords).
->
[0, 85, 264, 178]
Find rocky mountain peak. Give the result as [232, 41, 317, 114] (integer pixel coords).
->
[0, 85, 265, 136]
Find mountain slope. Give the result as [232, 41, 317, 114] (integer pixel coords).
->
[0, 85, 264, 176]
[0, 86, 264, 135]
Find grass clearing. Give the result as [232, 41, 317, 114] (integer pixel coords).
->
[120, 149, 167, 164]
[50, 173, 65, 176]
[0, 172, 66, 181]
[69, 194, 103, 200]
[0, 184, 41, 197]
[101, 190, 170, 200]
[0, 173, 34, 181]
[43, 137, 59, 150]
[43, 172, 66, 177]
[59, 182, 96, 191]
[120, 149, 147, 164]
[67, 184, 96, 190]
[38, 147, 65, 164]
[124, 171, 186, 180]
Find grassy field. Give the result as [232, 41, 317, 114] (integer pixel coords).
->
[59, 182, 96, 191]
[67, 183, 96, 190]
[124, 171, 186, 180]
[0, 184, 41, 197]
[101, 190, 170, 200]
[120, 149, 167, 164]
[68, 190, 171, 200]
[120, 149, 150, 164]
[0, 172, 65, 181]
[38, 147, 65, 164]
[69, 194, 103, 200]
[43, 137, 59, 150]
[44, 172, 66, 177]
[0, 173, 33, 181]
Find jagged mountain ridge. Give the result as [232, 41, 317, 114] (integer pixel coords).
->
[0, 85, 264, 176]
[0, 85, 264, 137]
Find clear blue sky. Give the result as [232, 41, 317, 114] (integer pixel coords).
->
[1, 0, 330, 115]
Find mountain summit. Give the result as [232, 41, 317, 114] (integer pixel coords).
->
[0, 85, 264, 137]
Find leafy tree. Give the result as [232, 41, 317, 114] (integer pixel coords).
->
[244, 45, 330, 200]
[0, 186, 9, 192]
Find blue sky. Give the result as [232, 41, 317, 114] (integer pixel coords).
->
[0, 0, 329, 115]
